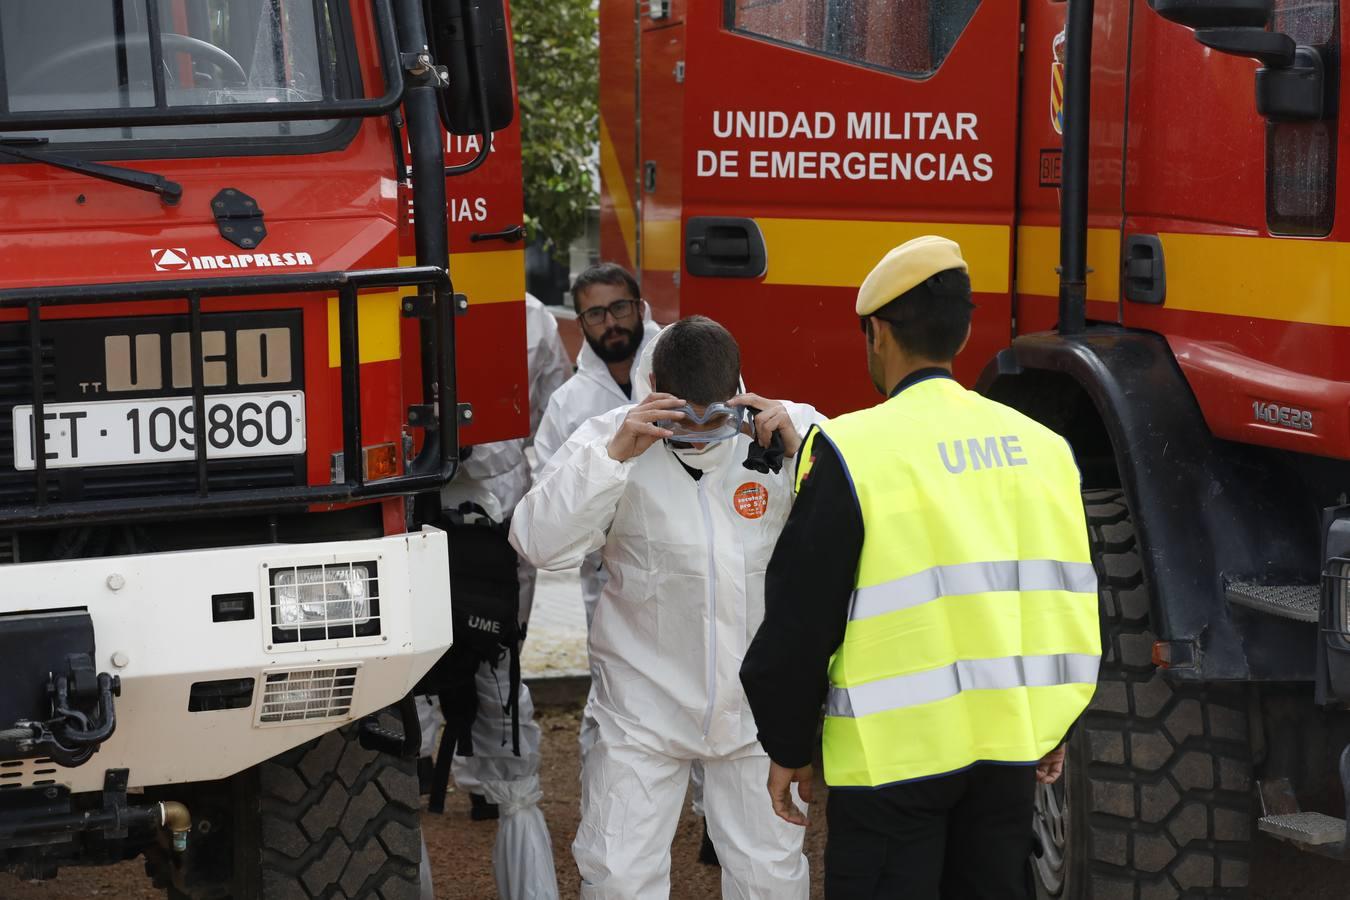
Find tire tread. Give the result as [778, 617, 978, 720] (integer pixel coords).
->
[1074, 490, 1252, 898]
[254, 723, 422, 899]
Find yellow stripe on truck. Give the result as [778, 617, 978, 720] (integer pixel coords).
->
[452, 249, 526, 305]
[747, 218, 1350, 329]
[1016, 225, 1120, 302]
[756, 218, 1011, 294]
[600, 117, 638, 269]
[643, 218, 681, 272]
[1160, 232, 1350, 328]
[326, 291, 402, 367]
[324, 250, 524, 367]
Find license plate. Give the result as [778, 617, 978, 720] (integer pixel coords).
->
[12, 391, 305, 471]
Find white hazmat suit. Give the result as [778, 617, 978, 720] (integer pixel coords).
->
[532, 307, 662, 626]
[421, 294, 567, 900]
[511, 393, 820, 898]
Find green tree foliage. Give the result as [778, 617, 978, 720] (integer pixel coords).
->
[513, 0, 598, 252]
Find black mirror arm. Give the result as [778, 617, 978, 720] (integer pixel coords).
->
[1195, 27, 1295, 67]
[1193, 27, 1328, 120]
[444, 0, 493, 177]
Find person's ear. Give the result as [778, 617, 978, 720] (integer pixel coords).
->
[866, 317, 884, 353]
[956, 322, 972, 357]
[648, 372, 656, 390]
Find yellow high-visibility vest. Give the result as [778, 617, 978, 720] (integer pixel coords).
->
[806, 375, 1100, 788]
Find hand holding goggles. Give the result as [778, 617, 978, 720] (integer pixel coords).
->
[658, 402, 745, 444]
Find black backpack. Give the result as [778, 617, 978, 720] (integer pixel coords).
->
[415, 505, 523, 811]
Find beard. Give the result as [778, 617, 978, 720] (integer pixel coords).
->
[585, 318, 645, 364]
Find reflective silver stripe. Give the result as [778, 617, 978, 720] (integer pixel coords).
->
[826, 653, 1101, 719]
[850, 560, 1097, 622]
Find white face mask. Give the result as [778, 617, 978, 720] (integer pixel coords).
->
[669, 436, 736, 472]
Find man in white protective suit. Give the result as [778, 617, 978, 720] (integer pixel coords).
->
[532, 262, 661, 625]
[511, 316, 818, 898]
[418, 293, 568, 900]
[531, 262, 737, 858]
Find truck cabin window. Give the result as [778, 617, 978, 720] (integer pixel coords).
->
[725, 0, 981, 78]
[0, 0, 346, 144]
[1266, 0, 1338, 236]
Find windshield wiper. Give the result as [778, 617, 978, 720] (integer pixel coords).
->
[0, 137, 182, 205]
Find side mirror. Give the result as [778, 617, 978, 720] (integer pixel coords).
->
[1149, 0, 1328, 121]
[426, 0, 515, 137]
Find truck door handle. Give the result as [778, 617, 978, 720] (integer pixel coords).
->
[469, 224, 525, 244]
[1123, 234, 1166, 304]
[685, 216, 767, 279]
[706, 235, 749, 257]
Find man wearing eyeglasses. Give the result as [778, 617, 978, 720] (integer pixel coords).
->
[535, 262, 657, 478]
[533, 265, 747, 862]
[533, 263, 663, 628]
[511, 316, 818, 899]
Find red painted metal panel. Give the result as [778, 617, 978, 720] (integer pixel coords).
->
[639, 21, 685, 323]
[1122, 3, 1350, 459]
[676, 2, 1020, 416]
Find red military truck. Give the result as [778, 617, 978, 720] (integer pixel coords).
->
[0, 0, 528, 895]
[602, 0, 1350, 894]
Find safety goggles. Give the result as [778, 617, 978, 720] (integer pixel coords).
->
[659, 402, 745, 444]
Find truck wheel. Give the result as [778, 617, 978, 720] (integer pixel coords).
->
[1031, 490, 1253, 898]
[150, 715, 424, 899]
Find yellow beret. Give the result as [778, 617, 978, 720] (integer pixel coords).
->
[856, 236, 969, 316]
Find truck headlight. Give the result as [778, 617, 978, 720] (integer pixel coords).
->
[269, 562, 379, 643]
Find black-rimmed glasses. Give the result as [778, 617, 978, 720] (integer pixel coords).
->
[579, 299, 640, 327]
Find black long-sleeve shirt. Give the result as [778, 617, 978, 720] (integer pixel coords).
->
[740, 368, 954, 768]
[739, 414, 863, 768]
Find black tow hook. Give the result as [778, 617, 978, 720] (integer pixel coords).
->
[1, 653, 122, 767]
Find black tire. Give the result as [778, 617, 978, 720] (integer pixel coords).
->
[1032, 490, 1254, 898]
[150, 716, 424, 899]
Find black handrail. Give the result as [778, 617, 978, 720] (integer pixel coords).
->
[0, 266, 456, 529]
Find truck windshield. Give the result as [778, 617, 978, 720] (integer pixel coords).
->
[0, 0, 345, 145]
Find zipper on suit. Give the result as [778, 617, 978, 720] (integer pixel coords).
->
[697, 477, 718, 737]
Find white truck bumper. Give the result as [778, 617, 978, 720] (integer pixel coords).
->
[0, 526, 451, 793]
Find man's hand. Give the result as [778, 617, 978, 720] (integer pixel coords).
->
[1036, 744, 1067, 785]
[767, 761, 813, 827]
[606, 393, 686, 463]
[731, 393, 803, 458]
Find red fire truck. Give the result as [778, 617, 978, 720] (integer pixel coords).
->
[0, 0, 527, 895]
[603, 0, 1348, 894]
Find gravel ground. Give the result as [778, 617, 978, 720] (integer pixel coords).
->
[0, 703, 827, 899]
[3, 701, 1346, 898]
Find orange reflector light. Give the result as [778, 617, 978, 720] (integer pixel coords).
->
[329, 444, 400, 483]
[1152, 641, 1170, 668]
[363, 443, 399, 481]
[1151, 640, 1199, 669]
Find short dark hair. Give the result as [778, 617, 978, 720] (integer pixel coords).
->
[570, 262, 641, 310]
[652, 316, 741, 405]
[870, 267, 974, 361]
